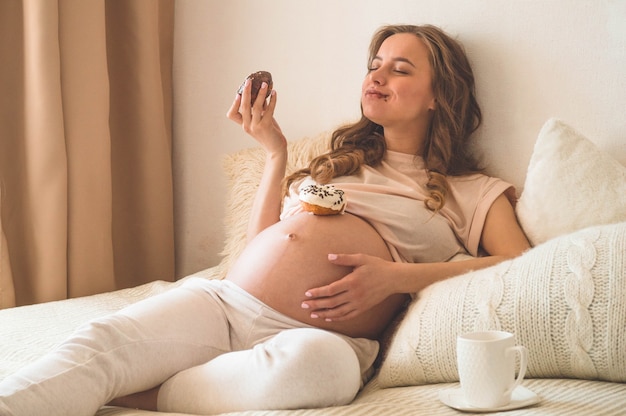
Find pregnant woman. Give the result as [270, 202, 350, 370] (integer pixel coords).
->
[0, 24, 530, 416]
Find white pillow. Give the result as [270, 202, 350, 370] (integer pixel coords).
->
[516, 118, 626, 246]
[377, 221, 626, 387]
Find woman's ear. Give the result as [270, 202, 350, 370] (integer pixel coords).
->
[428, 98, 437, 111]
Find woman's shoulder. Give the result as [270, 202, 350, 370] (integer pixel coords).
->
[446, 171, 492, 183]
[445, 172, 516, 212]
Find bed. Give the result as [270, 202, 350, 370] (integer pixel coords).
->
[1, 118, 625, 415]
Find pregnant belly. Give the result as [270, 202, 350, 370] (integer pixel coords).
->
[226, 213, 408, 339]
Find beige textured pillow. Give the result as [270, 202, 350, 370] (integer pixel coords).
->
[219, 132, 331, 272]
[378, 221, 626, 387]
[516, 118, 626, 246]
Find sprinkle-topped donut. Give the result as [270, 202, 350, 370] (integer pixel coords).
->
[299, 184, 346, 215]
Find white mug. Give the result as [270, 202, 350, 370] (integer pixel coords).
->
[457, 330, 527, 409]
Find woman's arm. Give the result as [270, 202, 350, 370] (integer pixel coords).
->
[391, 193, 531, 293]
[227, 80, 288, 240]
[301, 193, 531, 322]
[246, 150, 288, 240]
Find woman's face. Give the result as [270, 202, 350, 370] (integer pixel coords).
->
[361, 33, 436, 134]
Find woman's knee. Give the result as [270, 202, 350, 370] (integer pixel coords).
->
[262, 328, 362, 407]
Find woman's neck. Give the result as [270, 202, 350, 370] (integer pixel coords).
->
[383, 125, 427, 155]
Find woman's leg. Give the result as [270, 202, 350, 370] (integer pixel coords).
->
[0, 278, 231, 416]
[157, 328, 363, 415]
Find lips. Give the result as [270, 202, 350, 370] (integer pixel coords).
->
[364, 88, 389, 100]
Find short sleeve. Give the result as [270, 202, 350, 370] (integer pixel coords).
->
[442, 174, 515, 257]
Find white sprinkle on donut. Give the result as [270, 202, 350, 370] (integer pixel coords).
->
[298, 184, 346, 214]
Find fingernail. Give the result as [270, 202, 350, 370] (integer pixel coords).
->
[305, 291, 312, 297]
[310, 313, 319, 319]
[261, 82, 268, 89]
[325, 318, 333, 322]
[328, 254, 338, 260]
[301, 302, 309, 309]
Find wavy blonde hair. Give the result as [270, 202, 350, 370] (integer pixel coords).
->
[284, 24, 483, 211]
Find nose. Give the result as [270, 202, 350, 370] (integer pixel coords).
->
[368, 67, 385, 86]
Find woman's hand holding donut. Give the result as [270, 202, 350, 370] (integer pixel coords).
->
[229, 75, 288, 237]
[301, 253, 398, 322]
[227, 78, 287, 155]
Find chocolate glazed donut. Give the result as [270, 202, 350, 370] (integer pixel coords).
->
[237, 71, 273, 104]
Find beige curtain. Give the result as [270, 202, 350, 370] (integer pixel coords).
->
[0, 0, 175, 307]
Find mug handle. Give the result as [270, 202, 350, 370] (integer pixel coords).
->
[504, 345, 527, 396]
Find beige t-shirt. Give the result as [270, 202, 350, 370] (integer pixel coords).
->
[281, 150, 514, 263]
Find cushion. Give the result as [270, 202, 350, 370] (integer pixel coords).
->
[516, 118, 626, 246]
[377, 221, 626, 387]
[219, 132, 331, 272]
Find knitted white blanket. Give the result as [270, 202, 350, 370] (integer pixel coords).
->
[378, 221, 626, 387]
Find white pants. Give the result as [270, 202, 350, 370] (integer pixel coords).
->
[0, 278, 379, 416]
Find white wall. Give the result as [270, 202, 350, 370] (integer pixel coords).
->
[172, 0, 626, 278]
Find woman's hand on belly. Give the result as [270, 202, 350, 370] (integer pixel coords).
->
[301, 252, 401, 322]
[227, 212, 408, 339]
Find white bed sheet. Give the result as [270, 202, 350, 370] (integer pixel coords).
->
[2, 273, 625, 416]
